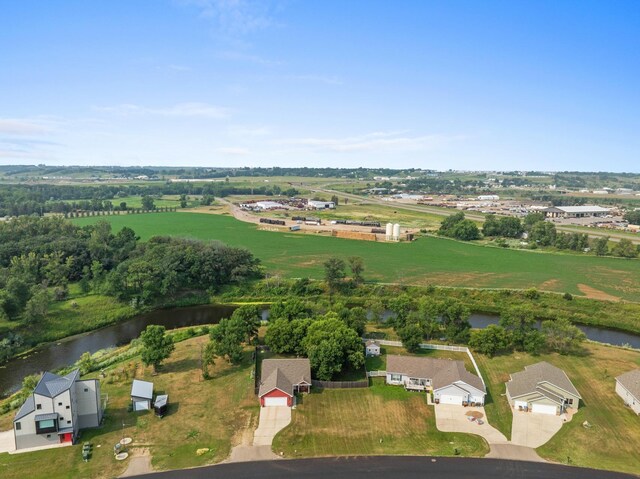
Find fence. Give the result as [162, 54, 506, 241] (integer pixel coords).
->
[366, 370, 387, 378]
[362, 339, 486, 388]
[311, 379, 369, 389]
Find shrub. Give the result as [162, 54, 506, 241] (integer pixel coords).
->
[563, 292, 573, 301]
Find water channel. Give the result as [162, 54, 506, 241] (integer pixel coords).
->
[1, 306, 639, 397]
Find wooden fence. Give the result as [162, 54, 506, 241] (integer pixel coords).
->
[311, 379, 369, 389]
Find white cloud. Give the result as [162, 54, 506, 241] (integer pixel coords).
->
[96, 102, 230, 119]
[178, 0, 276, 34]
[0, 118, 51, 135]
[275, 131, 467, 153]
[215, 147, 250, 155]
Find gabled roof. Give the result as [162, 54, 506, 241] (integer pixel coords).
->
[366, 340, 379, 347]
[259, 359, 311, 397]
[33, 370, 80, 398]
[506, 362, 581, 402]
[386, 355, 485, 393]
[14, 395, 35, 421]
[131, 380, 154, 400]
[616, 369, 640, 400]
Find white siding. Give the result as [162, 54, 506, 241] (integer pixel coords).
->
[616, 381, 640, 415]
[531, 403, 558, 415]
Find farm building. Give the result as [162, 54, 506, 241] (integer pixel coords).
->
[255, 201, 286, 210]
[506, 362, 581, 415]
[13, 370, 103, 450]
[307, 200, 335, 209]
[365, 340, 381, 357]
[258, 359, 311, 407]
[385, 355, 486, 405]
[131, 380, 154, 411]
[615, 369, 640, 415]
[543, 205, 610, 218]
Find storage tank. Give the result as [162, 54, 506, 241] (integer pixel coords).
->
[385, 222, 393, 239]
[393, 223, 400, 240]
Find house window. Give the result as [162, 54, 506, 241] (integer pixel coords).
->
[36, 404, 42, 410]
[66, 405, 70, 409]
[390, 373, 402, 382]
[67, 421, 71, 424]
[84, 388, 88, 392]
[58, 402, 63, 406]
[15, 422, 21, 430]
[566, 398, 573, 405]
[36, 419, 58, 435]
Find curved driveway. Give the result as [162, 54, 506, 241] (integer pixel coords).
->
[132, 456, 636, 479]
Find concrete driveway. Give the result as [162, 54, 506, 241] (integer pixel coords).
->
[0, 430, 15, 454]
[511, 410, 565, 448]
[435, 404, 508, 444]
[253, 406, 291, 446]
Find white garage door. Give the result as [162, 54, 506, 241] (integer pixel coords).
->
[439, 394, 464, 405]
[531, 403, 557, 415]
[263, 396, 288, 407]
[133, 400, 149, 411]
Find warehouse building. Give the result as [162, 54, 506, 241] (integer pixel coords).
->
[543, 205, 610, 218]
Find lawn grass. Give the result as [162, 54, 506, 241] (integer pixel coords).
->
[0, 336, 258, 478]
[272, 378, 489, 458]
[476, 343, 640, 475]
[72, 213, 640, 302]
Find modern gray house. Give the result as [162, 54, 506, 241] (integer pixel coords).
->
[13, 370, 102, 450]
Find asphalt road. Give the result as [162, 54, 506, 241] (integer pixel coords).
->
[131, 456, 637, 479]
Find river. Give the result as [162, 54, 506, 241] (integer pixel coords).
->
[1, 306, 639, 397]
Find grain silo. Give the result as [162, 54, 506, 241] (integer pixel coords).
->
[393, 223, 400, 241]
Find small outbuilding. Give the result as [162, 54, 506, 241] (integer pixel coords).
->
[365, 340, 381, 357]
[153, 395, 169, 418]
[616, 369, 640, 415]
[131, 380, 154, 411]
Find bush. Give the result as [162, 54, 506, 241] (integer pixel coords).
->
[563, 292, 573, 301]
[523, 288, 540, 300]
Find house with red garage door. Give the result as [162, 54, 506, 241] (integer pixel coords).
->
[13, 369, 103, 451]
[259, 358, 311, 407]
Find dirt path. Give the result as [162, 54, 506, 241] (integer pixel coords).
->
[578, 284, 620, 301]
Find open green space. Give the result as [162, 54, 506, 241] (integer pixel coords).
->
[476, 342, 640, 474]
[72, 212, 640, 301]
[272, 379, 488, 458]
[0, 335, 258, 479]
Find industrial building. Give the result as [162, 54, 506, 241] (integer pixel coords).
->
[307, 200, 335, 209]
[543, 205, 610, 218]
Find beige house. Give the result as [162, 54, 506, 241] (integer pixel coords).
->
[506, 362, 581, 415]
[616, 369, 640, 415]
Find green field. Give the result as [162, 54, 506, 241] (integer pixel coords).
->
[73, 213, 640, 301]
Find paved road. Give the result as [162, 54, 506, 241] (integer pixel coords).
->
[132, 456, 637, 479]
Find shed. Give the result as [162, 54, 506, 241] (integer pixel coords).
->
[365, 340, 381, 357]
[153, 395, 169, 417]
[131, 380, 154, 411]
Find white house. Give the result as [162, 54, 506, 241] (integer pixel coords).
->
[365, 340, 381, 357]
[616, 369, 640, 415]
[131, 380, 154, 411]
[13, 370, 103, 450]
[386, 355, 486, 405]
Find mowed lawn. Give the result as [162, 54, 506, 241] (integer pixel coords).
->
[0, 336, 258, 479]
[476, 343, 640, 475]
[272, 380, 488, 458]
[72, 213, 640, 301]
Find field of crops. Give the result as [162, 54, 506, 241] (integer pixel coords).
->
[73, 213, 640, 301]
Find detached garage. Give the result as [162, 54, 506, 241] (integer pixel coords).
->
[131, 380, 154, 412]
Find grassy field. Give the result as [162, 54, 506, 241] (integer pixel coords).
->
[272, 379, 489, 458]
[0, 336, 258, 479]
[73, 212, 640, 301]
[476, 343, 640, 474]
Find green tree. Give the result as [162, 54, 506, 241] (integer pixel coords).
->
[541, 317, 586, 355]
[140, 325, 175, 372]
[323, 257, 346, 300]
[348, 256, 365, 285]
[269, 299, 310, 321]
[388, 294, 414, 329]
[592, 236, 609, 256]
[265, 317, 312, 356]
[500, 306, 536, 351]
[523, 212, 545, 231]
[611, 238, 638, 258]
[529, 221, 556, 246]
[210, 317, 245, 363]
[440, 299, 471, 343]
[623, 210, 640, 224]
[231, 304, 262, 344]
[141, 195, 155, 210]
[399, 322, 423, 353]
[364, 298, 385, 324]
[482, 215, 500, 237]
[343, 306, 367, 336]
[469, 325, 510, 357]
[201, 341, 216, 379]
[451, 219, 481, 240]
[302, 316, 365, 380]
[23, 286, 49, 325]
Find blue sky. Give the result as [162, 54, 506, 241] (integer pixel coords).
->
[1, 0, 639, 171]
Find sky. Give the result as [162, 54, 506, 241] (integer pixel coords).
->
[0, 0, 639, 172]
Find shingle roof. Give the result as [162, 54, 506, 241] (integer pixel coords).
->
[131, 380, 154, 400]
[366, 340, 379, 347]
[386, 355, 485, 392]
[616, 369, 640, 400]
[33, 370, 80, 398]
[506, 361, 581, 401]
[259, 359, 311, 397]
[14, 395, 35, 421]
